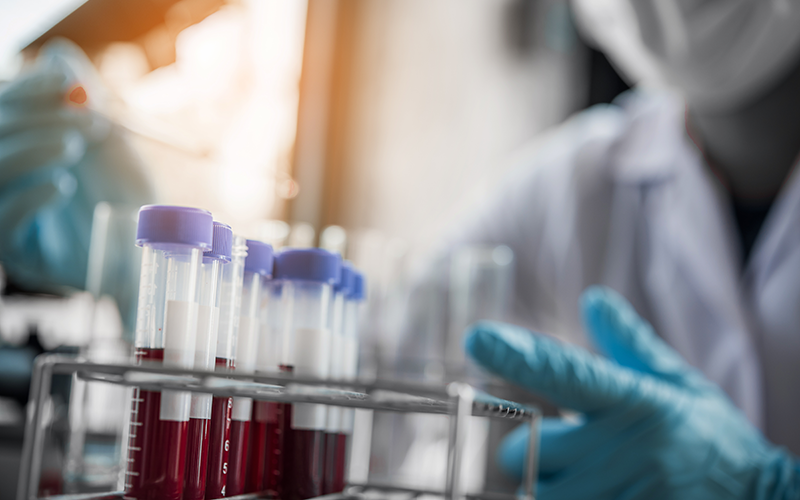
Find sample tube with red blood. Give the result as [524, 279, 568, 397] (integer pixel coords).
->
[334, 269, 366, 494]
[183, 222, 232, 500]
[248, 278, 288, 495]
[124, 205, 213, 500]
[205, 235, 247, 499]
[226, 240, 274, 496]
[323, 263, 354, 494]
[274, 248, 341, 500]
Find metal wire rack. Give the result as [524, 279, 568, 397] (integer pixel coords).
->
[18, 355, 541, 500]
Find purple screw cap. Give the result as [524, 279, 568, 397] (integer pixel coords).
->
[335, 262, 355, 295]
[245, 239, 274, 277]
[348, 270, 366, 301]
[205, 221, 233, 262]
[136, 205, 213, 250]
[274, 248, 341, 284]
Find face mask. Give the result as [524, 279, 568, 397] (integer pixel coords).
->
[572, 0, 800, 110]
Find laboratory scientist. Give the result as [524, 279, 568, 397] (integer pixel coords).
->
[443, 0, 800, 498]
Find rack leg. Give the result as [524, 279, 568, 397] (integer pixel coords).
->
[445, 383, 474, 500]
[18, 355, 55, 500]
[521, 413, 540, 500]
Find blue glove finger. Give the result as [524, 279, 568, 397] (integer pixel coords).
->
[0, 127, 86, 188]
[499, 418, 587, 479]
[464, 321, 654, 414]
[580, 286, 707, 389]
[0, 69, 67, 110]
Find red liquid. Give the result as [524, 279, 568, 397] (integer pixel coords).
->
[125, 348, 190, 500]
[324, 432, 349, 493]
[264, 403, 286, 497]
[205, 357, 234, 499]
[227, 419, 250, 496]
[246, 402, 268, 492]
[184, 418, 210, 500]
[282, 404, 324, 500]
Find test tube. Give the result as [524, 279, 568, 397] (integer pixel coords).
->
[227, 240, 274, 496]
[275, 248, 341, 500]
[125, 205, 213, 500]
[248, 278, 288, 494]
[323, 263, 354, 494]
[183, 222, 231, 500]
[336, 269, 366, 493]
[205, 235, 247, 499]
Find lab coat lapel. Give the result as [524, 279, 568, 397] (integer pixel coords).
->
[637, 133, 763, 426]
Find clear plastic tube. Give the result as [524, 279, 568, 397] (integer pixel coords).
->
[184, 222, 232, 500]
[323, 272, 348, 494]
[336, 270, 365, 493]
[274, 248, 339, 500]
[205, 236, 247, 499]
[227, 240, 273, 496]
[125, 206, 212, 500]
[249, 281, 287, 495]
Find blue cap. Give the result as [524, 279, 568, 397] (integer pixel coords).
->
[348, 270, 366, 301]
[274, 248, 341, 284]
[136, 205, 213, 250]
[205, 222, 233, 262]
[335, 262, 355, 295]
[244, 240, 274, 277]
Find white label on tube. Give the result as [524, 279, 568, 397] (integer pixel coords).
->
[256, 324, 281, 372]
[161, 300, 198, 421]
[292, 327, 330, 429]
[190, 394, 212, 419]
[341, 408, 355, 434]
[232, 397, 252, 422]
[161, 390, 191, 422]
[329, 330, 344, 381]
[342, 336, 359, 381]
[292, 402, 327, 430]
[194, 305, 220, 371]
[236, 316, 259, 373]
[326, 406, 342, 432]
[294, 327, 331, 377]
[163, 300, 199, 369]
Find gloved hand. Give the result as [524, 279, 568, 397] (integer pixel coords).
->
[0, 39, 153, 293]
[464, 286, 800, 499]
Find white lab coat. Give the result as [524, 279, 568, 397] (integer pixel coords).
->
[447, 90, 800, 453]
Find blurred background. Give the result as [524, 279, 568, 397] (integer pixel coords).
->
[0, 0, 629, 497]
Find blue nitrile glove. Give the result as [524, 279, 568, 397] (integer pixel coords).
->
[0, 39, 153, 293]
[464, 286, 800, 499]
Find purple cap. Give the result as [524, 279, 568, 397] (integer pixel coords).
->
[136, 205, 213, 249]
[348, 270, 366, 301]
[205, 222, 233, 262]
[274, 248, 341, 284]
[244, 240, 274, 277]
[335, 262, 355, 295]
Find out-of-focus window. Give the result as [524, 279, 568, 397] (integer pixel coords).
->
[94, 1, 307, 235]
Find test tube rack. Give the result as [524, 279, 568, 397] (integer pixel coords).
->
[18, 355, 541, 500]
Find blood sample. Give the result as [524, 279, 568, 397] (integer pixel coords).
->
[249, 279, 287, 494]
[323, 263, 353, 494]
[125, 205, 213, 500]
[274, 248, 341, 500]
[205, 235, 247, 499]
[334, 269, 366, 493]
[184, 222, 230, 500]
[227, 240, 274, 496]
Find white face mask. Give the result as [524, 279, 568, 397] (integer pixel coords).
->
[572, 0, 800, 110]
